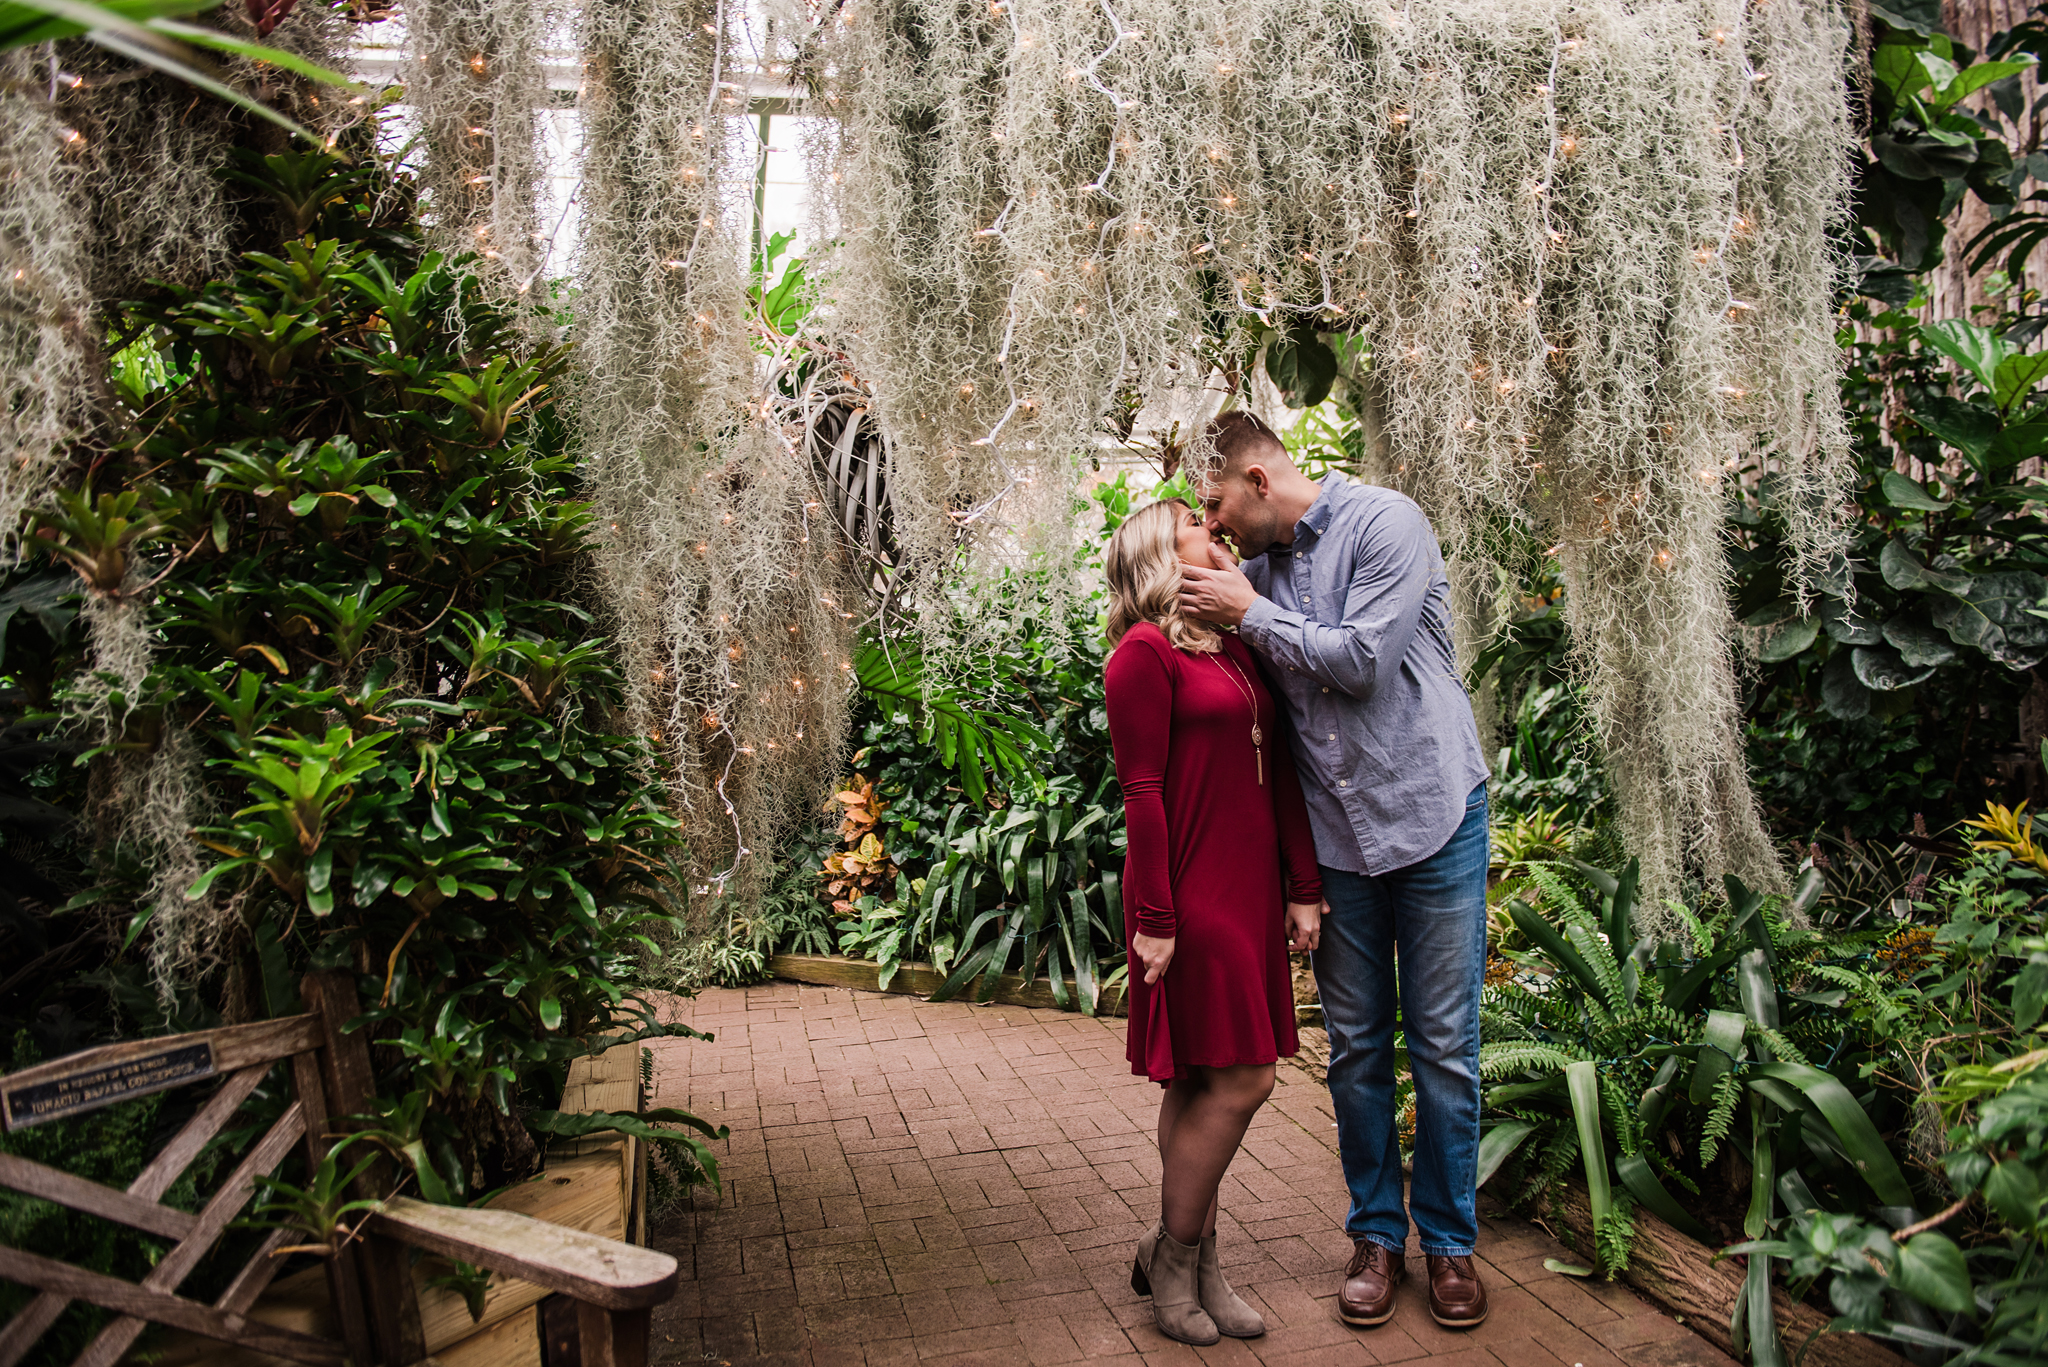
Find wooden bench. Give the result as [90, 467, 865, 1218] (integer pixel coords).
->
[0, 972, 677, 1367]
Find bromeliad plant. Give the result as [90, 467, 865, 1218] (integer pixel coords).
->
[1480, 863, 1920, 1364]
[23, 144, 715, 1204]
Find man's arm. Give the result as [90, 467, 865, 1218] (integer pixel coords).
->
[1178, 501, 1437, 701]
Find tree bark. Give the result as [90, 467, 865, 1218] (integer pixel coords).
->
[1536, 1184, 1909, 1367]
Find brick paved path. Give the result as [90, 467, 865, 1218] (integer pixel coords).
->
[645, 983, 1735, 1367]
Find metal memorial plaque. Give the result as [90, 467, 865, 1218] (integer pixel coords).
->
[2, 1041, 216, 1130]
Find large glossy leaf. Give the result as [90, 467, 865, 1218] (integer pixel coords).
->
[1265, 325, 1339, 409]
[1868, 1, 1942, 38]
[1819, 595, 1885, 645]
[1873, 130, 1980, 181]
[1747, 1062, 1913, 1206]
[1820, 649, 1872, 720]
[1988, 419, 2048, 472]
[1852, 643, 1936, 692]
[1995, 347, 2048, 411]
[1879, 539, 1973, 596]
[1932, 571, 2048, 669]
[1873, 37, 1935, 93]
[1891, 1233, 1972, 1315]
[1881, 611, 1957, 667]
[1879, 471, 1951, 512]
[1754, 613, 1819, 663]
[1912, 394, 1999, 463]
[1920, 318, 2012, 389]
[1932, 56, 2040, 112]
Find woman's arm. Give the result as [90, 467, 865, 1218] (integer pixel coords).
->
[1269, 714, 1324, 910]
[1105, 633, 1177, 948]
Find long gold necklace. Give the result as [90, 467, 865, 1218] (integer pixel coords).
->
[1208, 649, 1265, 785]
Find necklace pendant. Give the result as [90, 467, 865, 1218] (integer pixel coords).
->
[1251, 724, 1263, 747]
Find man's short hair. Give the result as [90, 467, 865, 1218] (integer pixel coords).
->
[1204, 410, 1288, 479]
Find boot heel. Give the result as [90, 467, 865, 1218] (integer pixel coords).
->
[1130, 1258, 1151, 1297]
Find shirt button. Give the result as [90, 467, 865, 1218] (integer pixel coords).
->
[1328, 733, 1336, 740]
[1321, 686, 1330, 693]
[1338, 780, 1348, 787]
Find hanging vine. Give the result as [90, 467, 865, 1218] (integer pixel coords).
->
[405, 0, 553, 298]
[0, 54, 94, 557]
[573, 0, 858, 901]
[802, 0, 1857, 901]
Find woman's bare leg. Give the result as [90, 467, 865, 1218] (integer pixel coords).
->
[1155, 1064, 1276, 1245]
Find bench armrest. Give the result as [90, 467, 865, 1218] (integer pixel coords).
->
[367, 1196, 678, 1311]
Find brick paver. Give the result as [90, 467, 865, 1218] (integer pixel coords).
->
[645, 984, 1734, 1367]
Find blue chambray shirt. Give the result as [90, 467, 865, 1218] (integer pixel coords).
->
[1237, 472, 1490, 876]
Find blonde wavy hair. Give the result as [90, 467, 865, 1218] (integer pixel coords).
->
[1103, 500, 1221, 655]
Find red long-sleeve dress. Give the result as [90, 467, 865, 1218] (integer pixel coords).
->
[1105, 622, 1323, 1084]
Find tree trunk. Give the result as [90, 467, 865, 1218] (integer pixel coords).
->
[1536, 1184, 1909, 1367]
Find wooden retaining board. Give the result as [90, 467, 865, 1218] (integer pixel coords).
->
[768, 953, 1131, 1016]
[131, 1042, 643, 1367]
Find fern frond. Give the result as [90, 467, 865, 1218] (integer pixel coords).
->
[1650, 1148, 1699, 1195]
[1480, 1007, 1537, 1042]
[1523, 863, 1594, 932]
[1752, 1026, 1812, 1068]
[1480, 1041, 1578, 1078]
[1595, 1193, 1637, 1277]
[1518, 1125, 1581, 1208]
[1698, 1071, 1740, 1166]
[1667, 898, 1714, 956]
[1601, 1072, 1642, 1155]
[1565, 920, 1627, 1005]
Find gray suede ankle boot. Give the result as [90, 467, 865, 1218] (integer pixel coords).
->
[1128, 1224, 1220, 1346]
[1197, 1233, 1265, 1338]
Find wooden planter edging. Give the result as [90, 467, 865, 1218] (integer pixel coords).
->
[769, 952, 1130, 1016]
[1536, 1182, 1909, 1367]
[138, 1042, 646, 1367]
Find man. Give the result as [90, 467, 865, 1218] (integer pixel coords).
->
[1176, 411, 1493, 1330]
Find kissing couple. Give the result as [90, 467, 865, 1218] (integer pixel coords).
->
[1101, 411, 1493, 1345]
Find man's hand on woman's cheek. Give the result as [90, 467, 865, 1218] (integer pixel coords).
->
[1177, 563, 1257, 627]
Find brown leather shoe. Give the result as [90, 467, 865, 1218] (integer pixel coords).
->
[1337, 1240, 1403, 1327]
[1425, 1253, 1489, 1328]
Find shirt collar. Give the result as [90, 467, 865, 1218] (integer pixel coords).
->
[1286, 471, 1346, 549]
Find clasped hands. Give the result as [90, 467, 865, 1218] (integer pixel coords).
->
[1177, 541, 1259, 629]
[1130, 901, 1324, 986]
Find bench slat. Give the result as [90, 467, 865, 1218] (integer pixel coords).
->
[0, 1154, 198, 1240]
[0, 1246, 344, 1367]
[369, 1197, 678, 1312]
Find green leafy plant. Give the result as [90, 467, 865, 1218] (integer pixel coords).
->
[1481, 861, 1916, 1362]
[20, 144, 715, 1202]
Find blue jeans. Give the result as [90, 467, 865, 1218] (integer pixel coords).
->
[1313, 783, 1489, 1256]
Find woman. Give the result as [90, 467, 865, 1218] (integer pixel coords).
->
[1103, 498, 1323, 1346]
